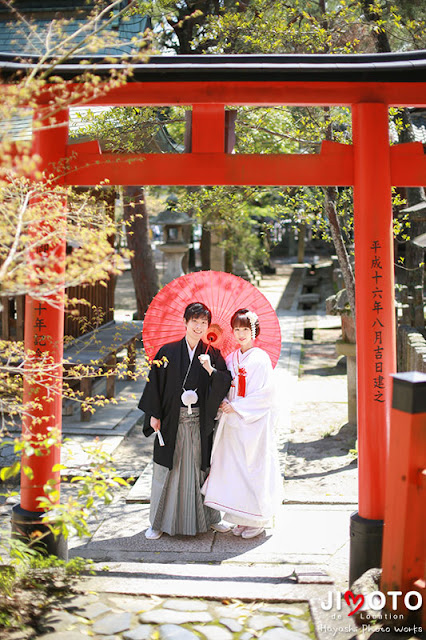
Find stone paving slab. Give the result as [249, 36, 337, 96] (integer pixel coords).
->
[126, 463, 152, 503]
[84, 561, 332, 581]
[70, 503, 354, 577]
[62, 382, 144, 434]
[78, 568, 331, 603]
[61, 408, 142, 437]
[292, 379, 347, 404]
[62, 434, 124, 469]
[44, 592, 316, 640]
[260, 262, 304, 312]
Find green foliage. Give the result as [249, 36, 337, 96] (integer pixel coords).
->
[71, 105, 187, 153]
[134, 0, 235, 54]
[234, 105, 350, 156]
[0, 436, 131, 552]
[86, 0, 423, 276]
[0, 439, 128, 634]
[0, 551, 92, 633]
[275, 186, 354, 249]
[179, 185, 273, 267]
[190, 0, 367, 54]
[22, 554, 90, 581]
[37, 442, 132, 540]
[183, 0, 426, 54]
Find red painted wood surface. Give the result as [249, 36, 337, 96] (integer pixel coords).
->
[69, 81, 426, 108]
[65, 148, 354, 187]
[381, 403, 426, 623]
[352, 103, 396, 520]
[191, 104, 225, 153]
[21, 110, 68, 512]
[63, 141, 426, 188]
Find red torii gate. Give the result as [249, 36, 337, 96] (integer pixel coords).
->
[5, 51, 426, 581]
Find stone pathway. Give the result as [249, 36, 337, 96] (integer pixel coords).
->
[38, 594, 314, 640]
[0, 257, 367, 640]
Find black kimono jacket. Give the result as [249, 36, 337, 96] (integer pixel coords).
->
[139, 338, 232, 471]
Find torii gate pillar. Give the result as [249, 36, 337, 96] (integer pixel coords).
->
[350, 102, 396, 584]
[11, 110, 68, 559]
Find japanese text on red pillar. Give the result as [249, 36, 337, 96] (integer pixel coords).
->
[371, 240, 385, 402]
[34, 302, 47, 357]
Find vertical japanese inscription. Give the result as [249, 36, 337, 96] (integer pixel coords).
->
[371, 240, 385, 403]
[33, 301, 47, 358]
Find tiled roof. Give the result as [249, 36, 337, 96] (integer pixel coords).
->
[413, 125, 426, 144]
[2, 106, 183, 154]
[389, 109, 426, 145]
[0, 2, 151, 56]
[409, 108, 426, 144]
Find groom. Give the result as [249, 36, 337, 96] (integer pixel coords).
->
[139, 302, 232, 539]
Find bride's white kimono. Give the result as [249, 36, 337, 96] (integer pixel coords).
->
[202, 347, 282, 526]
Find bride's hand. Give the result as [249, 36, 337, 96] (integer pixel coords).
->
[221, 402, 236, 414]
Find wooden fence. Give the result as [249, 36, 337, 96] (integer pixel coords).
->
[397, 325, 426, 374]
[1, 278, 115, 341]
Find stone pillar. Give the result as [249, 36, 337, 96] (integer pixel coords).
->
[297, 222, 306, 263]
[336, 315, 357, 425]
[159, 244, 189, 285]
[210, 231, 225, 272]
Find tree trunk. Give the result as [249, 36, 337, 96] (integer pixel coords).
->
[326, 187, 356, 321]
[398, 111, 426, 328]
[322, 102, 356, 321]
[362, 0, 392, 52]
[317, 7, 356, 321]
[200, 226, 211, 270]
[122, 186, 159, 319]
[362, 3, 425, 328]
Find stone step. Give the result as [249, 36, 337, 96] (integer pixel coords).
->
[78, 561, 333, 601]
[126, 462, 152, 502]
[298, 293, 321, 304]
[304, 275, 320, 284]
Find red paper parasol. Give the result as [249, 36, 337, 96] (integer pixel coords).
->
[143, 271, 281, 368]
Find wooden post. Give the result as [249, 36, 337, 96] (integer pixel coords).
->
[381, 372, 426, 625]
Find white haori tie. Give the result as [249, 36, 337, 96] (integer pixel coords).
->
[181, 339, 199, 415]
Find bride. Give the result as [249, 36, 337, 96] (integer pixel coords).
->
[202, 308, 282, 539]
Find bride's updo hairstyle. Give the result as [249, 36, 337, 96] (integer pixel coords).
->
[230, 308, 260, 340]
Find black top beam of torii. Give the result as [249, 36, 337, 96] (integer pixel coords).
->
[0, 49, 426, 83]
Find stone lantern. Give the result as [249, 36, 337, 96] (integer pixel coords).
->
[153, 195, 192, 285]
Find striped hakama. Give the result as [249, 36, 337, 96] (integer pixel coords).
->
[150, 408, 220, 536]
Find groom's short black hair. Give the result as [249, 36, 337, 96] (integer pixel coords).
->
[184, 302, 212, 326]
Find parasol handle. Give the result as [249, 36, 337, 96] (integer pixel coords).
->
[205, 335, 215, 354]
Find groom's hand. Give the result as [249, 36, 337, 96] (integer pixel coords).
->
[150, 416, 161, 431]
